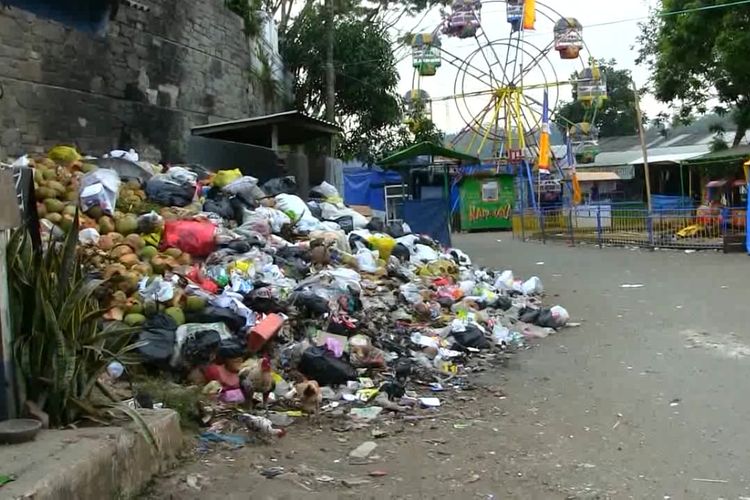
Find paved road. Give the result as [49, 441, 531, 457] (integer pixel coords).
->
[146, 236, 750, 499]
[463, 235, 750, 499]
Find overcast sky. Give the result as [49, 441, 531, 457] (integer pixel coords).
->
[389, 0, 665, 134]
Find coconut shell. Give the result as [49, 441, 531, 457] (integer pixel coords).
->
[110, 244, 134, 260]
[98, 234, 115, 251]
[119, 253, 140, 268]
[124, 234, 145, 251]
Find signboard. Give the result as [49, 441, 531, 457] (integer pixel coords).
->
[459, 174, 515, 231]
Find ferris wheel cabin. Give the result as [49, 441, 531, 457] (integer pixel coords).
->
[554, 17, 583, 59]
[441, 0, 481, 39]
[507, 0, 523, 30]
[576, 65, 607, 107]
[411, 33, 442, 77]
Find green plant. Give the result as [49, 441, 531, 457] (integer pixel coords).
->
[249, 48, 282, 103]
[225, 0, 265, 38]
[7, 213, 154, 445]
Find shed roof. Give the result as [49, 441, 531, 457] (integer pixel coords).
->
[191, 110, 341, 148]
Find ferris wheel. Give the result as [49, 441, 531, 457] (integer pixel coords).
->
[408, 0, 607, 167]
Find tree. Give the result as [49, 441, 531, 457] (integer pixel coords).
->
[281, 8, 401, 159]
[555, 59, 640, 138]
[637, 0, 750, 147]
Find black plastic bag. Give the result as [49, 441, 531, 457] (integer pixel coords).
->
[145, 178, 195, 207]
[307, 201, 323, 219]
[203, 196, 235, 220]
[181, 328, 221, 366]
[185, 307, 245, 333]
[299, 346, 357, 386]
[137, 313, 178, 365]
[391, 243, 411, 262]
[292, 290, 330, 315]
[366, 217, 386, 233]
[244, 287, 287, 314]
[334, 216, 354, 233]
[519, 308, 540, 324]
[261, 176, 297, 196]
[218, 337, 246, 359]
[491, 296, 513, 311]
[451, 324, 491, 350]
[386, 221, 405, 238]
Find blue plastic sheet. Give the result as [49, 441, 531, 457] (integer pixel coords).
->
[404, 199, 452, 247]
[343, 167, 402, 211]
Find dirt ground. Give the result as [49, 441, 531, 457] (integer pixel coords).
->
[144, 235, 750, 500]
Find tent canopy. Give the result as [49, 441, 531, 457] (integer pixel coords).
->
[378, 141, 480, 168]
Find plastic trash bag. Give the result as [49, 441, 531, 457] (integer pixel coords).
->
[137, 211, 165, 234]
[146, 174, 195, 207]
[368, 234, 397, 260]
[310, 181, 342, 203]
[521, 276, 544, 295]
[261, 176, 297, 197]
[78, 228, 100, 246]
[451, 324, 490, 350]
[79, 168, 120, 215]
[212, 168, 242, 188]
[137, 313, 178, 365]
[161, 219, 217, 257]
[411, 244, 439, 263]
[536, 305, 569, 328]
[299, 346, 357, 386]
[276, 193, 316, 223]
[355, 248, 378, 273]
[223, 176, 265, 204]
[494, 270, 514, 290]
[320, 202, 368, 229]
[203, 196, 235, 220]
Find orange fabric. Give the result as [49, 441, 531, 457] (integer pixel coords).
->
[523, 0, 535, 30]
[572, 172, 582, 205]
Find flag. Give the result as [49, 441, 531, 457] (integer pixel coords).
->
[523, 0, 536, 30]
[536, 89, 550, 172]
[567, 134, 582, 205]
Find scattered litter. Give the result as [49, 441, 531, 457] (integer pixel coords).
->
[620, 284, 645, 288]
[349, 441, 378, 459]
[260, 467, 286, 478]
[692, 478, 728, 484]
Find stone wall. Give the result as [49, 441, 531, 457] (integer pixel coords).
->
[0, 0, 273, 162]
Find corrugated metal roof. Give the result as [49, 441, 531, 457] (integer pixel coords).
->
[586, 151, 641, 167]
[576, 171, 620, 182]
[628, 146, 708, 165]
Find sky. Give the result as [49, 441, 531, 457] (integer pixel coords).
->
[389, 0, 664, 135]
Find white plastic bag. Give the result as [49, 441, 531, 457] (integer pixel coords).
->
[521, 276, 544, 295]
[355, 248, 378, 273]
[549, 305, 570, 327]
[106, 148, 139, 163]
[320, 202, 368, 228]
[78, 228, 100, 246]
[411, 244, 439, 263]
[494, 270, 514, 290]
[312, 181, 342, 202]
[276, 193, 316, 222]
[254, 206, 292, 233]
[79, 168, 121, 215]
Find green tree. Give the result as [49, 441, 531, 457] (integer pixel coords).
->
[555, 59, 640, 138]
[637, 0, 750, 146]
[281, 7, 405, 159]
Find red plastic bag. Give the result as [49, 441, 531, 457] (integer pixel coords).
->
[186, 266, 219, 294]
[161, 220, 216, 257]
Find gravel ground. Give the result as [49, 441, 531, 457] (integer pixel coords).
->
[144, 235, 750, 500]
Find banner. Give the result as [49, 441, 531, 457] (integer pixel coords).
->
[523, 0, 536, 30]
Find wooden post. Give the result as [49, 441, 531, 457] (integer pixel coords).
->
[632, 80, 652, 213]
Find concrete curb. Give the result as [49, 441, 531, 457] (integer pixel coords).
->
[0, 409, 183, 500]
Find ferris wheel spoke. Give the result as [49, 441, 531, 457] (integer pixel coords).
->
[512, 41, 555, 86]
[440, 48, 494, 88]
[476, 29, 511, 87]
[504, 31, 524, 86]
[472, 35, 502, 87]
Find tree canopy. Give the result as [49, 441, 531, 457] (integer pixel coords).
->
[555, 59, 640, 138]
[637, 0, 750, 146]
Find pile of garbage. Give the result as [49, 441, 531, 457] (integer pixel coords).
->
[19, 146, 571, 439]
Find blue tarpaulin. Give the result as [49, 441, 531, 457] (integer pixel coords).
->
[651, 194, 692, 211]
[343, 167, 402, 211]
[404, 199, 452, 246]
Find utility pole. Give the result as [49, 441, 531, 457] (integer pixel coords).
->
[632, 80, 652, 212]
[325, 0, 336, 155]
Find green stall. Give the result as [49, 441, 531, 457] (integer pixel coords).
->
[459, 174, 515, 231]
